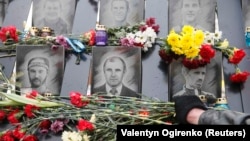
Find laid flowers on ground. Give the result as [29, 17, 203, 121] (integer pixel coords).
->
[0, 90, 175, 141]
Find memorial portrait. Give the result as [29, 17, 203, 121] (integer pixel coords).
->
[169, 52, 222, 105]
[242, 0, 250, 30]
[168, 0, 217, 33]
[32, 0, 77, 35]
[91, 46, 141, 98]
[16, 45, 65, 96]
[99, 0, 145, 28]
[0, 0, 9, 28]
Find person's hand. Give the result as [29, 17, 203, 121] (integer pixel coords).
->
[173, 95, 208, 124]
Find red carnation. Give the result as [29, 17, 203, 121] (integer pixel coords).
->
[0, 26, 19, 42]
[24, 104, 40, 118]
[146, 17, 156, 26]
[26, 90, 38, 99]
[159, 49, 173, 63]
[13, 126, 26, 140]
[39, 120, 52, 130]
[230, 71, 250, 83]
[229, 49, 246, 64]
[152, 24, 160, 33]
[0, 110, 6, 122]
[182, 58, 208, 69]
[22, 135, 38, 141]
[7, 109, 21, 124]
[0, 131, 15, 141]
[200, 44, 215, 61]
[83, 29, 96, 46]
[70, 91, 89, 108]
[76, 119, 95, 131]
[133, 42, 144, 47]
[139, 25, 147, 32]
[182, 58, 200, 69]
[145, 17, 159, 33]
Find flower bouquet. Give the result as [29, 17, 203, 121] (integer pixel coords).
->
[158, 25, 250, 83]
[106, 17, 159, 52]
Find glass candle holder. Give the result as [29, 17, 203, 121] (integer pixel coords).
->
[214, 98, 230, 110]
[95, 24, 108, 46]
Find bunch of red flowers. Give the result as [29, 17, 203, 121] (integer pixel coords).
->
[227, 49, 250, 83]
[70, 91, 90, 108]
[0, 26, 20, 43]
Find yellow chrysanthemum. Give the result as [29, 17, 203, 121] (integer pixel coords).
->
[167, 32, 180, 46]
[194, 30, 204, 45]
[181, 25, 194, 35]
[184, 46, 200, 59]
[180, 34, 194, 49]
[171, 46, 183, 55]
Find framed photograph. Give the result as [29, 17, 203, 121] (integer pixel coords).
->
[32, 0, 77, 35]
[169, 51, 222, 104]
[16, 45, 65, 96]
[242, 0, 250, 30]
[0, 0, 9, 27]
[99, 0, 145, 28]
[91, 46, 142, 98]
[168, 0, 217, 32]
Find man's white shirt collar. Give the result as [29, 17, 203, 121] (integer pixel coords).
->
[106, 84, 122, 95]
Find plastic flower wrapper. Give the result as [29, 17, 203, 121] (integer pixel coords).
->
[159, 25, 250, 83]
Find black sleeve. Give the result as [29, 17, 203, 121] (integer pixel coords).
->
[173, 95, 250, 125]
[198, 109, 250, 125]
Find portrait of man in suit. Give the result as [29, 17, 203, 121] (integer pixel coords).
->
[169, 0, 216, 33]
[99, 0, 145, 28]
[33, 0, 76, 35]
[0, 0, 9, 28]
[242, 0, 250, 30]
[91, 46, 141, 98]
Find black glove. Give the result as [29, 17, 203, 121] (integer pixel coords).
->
[173, 95, 208, 124]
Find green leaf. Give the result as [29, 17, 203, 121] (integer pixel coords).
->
[0, 92, 64, 107]
[0, 99, 24, 106]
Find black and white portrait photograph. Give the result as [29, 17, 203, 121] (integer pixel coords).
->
[168, 0, 217, 33]
[242, 0, 250, 30]
[15, 45, 65, 96]
[91, 46, 141, 98]
[169, 52, 222, 105]
[32, 0, 77, 35]
[0, 0, 9, 28]
[99, 0, 145, 28]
